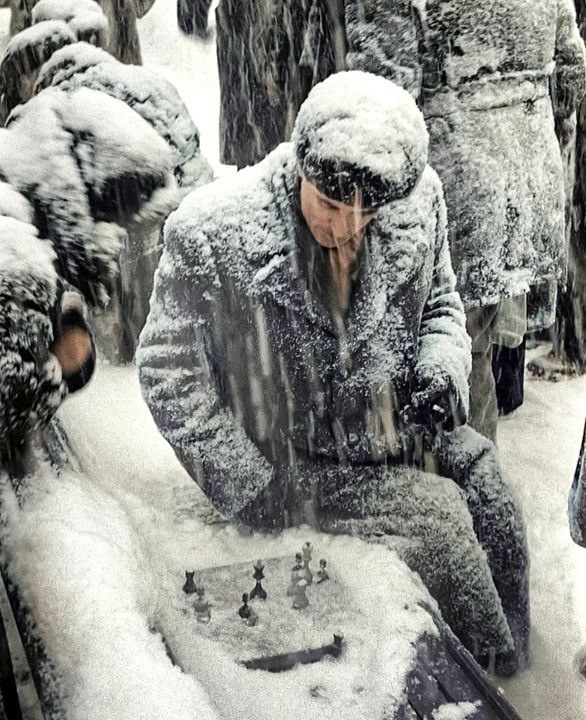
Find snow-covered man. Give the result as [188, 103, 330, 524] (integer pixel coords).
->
[138, 72, 529, 675]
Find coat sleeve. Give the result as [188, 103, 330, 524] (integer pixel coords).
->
[136, 219, 276, 520]
[416, 188, 471, 419]
[553, 0, 586, 121]
[344, 0, 422, 98]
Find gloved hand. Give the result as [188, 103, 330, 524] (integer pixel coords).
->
[401, 364, 466, 433]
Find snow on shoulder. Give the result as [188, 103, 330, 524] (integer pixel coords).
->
[0, 216, 57, 300]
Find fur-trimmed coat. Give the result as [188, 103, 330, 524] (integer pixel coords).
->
[217, 0, 586, 308]
[137, 143, 471, 519]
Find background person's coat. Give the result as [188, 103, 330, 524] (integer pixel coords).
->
[137, 144, 529, 671]
[217, 0, 586, 308]
[569, 418, 586, 545]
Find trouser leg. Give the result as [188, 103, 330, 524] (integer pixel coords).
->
[177, 0, 212, 36]
[435, 425, 530, 674]
[466, 304, 499, 442]
[318, 464, 513, 665]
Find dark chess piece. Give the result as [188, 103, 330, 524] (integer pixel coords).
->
[316, 559, 329, 583]
[238, 592, 252, 619]
[182, 570, 197, 594]
[249, 559, 267, 600]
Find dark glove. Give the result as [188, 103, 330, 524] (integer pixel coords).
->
[401, 364, 466, 433]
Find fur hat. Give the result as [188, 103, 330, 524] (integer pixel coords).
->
[292, 71, 429, 209]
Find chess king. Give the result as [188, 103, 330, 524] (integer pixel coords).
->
[138, 72, 529, 676]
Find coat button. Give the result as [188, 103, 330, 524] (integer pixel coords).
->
[347, 432, 359, 447]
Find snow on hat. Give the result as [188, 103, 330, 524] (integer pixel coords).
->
[292, 71, 429, 209]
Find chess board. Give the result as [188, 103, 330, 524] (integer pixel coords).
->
[163, 551, 351, 669]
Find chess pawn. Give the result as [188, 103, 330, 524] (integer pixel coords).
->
[249, 559, 267, 600]
[292, 579, 309, 610]
[193, 586, 212, 623]
[287, 569, 302, 597]
[316, 559, 329, 583]
[238, 592, 252, 619]
[182, 570, 197, 595]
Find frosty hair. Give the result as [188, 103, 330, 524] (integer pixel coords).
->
[292, 71, 429, 209]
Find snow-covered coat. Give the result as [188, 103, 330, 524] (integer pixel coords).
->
[217, 0, 586, 307]
[3, 0, 155, 63]
[138, 144, 535, 669]
[138, 143, 471, 519]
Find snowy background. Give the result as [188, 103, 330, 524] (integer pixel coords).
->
[1, 0, 586, 718]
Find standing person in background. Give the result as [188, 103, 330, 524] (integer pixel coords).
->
[216, 0, 586, 441]
[1, 0, 156, 63]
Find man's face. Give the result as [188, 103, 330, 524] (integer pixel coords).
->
[299, 175, 377, 263]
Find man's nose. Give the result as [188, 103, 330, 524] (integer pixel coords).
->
[329, 212, 350, 240]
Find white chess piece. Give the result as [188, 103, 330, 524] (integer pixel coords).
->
[287, 569, 301, 597]
[292, 579, 309, 609]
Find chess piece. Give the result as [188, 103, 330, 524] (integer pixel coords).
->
[287, 569, 302, 597]
[301, 542, 313, 585]
[316, 559, 329, 583]
[193, 585, 212, 623]
[246, 607, 259, 627]
[182, 570, 197, 595]
[249, 559, 267, 600]
[292, 579, 309, 609]
[238, 592, 252, 619]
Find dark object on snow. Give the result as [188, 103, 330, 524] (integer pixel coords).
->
[182, 571, 197, 595]
[316, 559, 329, 583]
[241, 632, 344, 673]
[177, 0, 212, 38]
[238, 593, 252, 619]
[569, 418, 586, 546]
[249, 560, 267, 601]
[404, 606, 523, 720]
[492, 342, 526, 416]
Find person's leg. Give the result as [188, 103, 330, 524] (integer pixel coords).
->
[435, 425, 530, 674]
[318, 463, 514, 669]
[466, 304, 499, 441]
[492, 341, 526, 416]
[177, 0, 212, 36]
